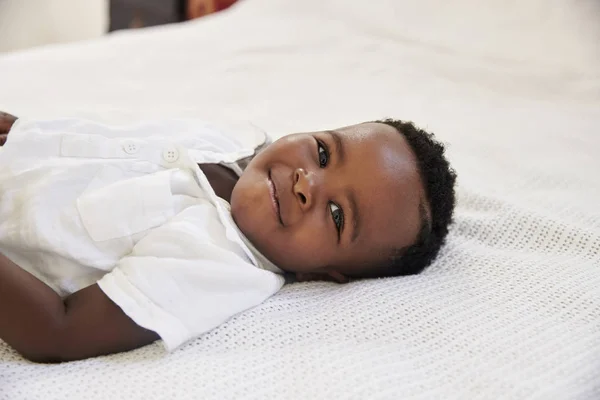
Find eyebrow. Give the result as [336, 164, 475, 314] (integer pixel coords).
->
[348, 189, 361, 244]
[325, 130, 345, 164]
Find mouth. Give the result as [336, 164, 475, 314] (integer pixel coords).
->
[268, 170, 284, 226]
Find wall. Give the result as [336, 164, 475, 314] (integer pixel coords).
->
[0, 0, 108, 53]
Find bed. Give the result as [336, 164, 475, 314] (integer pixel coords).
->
[1, 0, 599, 399]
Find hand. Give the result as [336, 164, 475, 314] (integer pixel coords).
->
[0, 111, 18, 146]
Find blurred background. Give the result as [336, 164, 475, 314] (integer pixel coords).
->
[0, 0, 238, 53]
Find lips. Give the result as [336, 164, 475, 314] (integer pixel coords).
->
[268, 170, 284, 225]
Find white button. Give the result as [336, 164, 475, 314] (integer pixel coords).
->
[162, 147, 180, 163]
[122, 141, 140, 155]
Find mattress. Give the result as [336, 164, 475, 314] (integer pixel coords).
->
[1, 0, 599, 399]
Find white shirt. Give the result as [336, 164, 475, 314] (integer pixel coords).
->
[0, 117, 285, 351]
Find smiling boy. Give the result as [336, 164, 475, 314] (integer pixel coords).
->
[0, 112, 455, 362]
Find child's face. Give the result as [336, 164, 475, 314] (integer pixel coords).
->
[231, 122, 427, 282]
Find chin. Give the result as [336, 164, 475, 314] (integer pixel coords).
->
[231, 168, 287, 266]
[231, 185, 269, 244]
[230, 191, 253, 235]
[231, 202, 279, 262]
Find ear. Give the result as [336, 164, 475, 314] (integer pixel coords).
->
[326, 270, 350, 284]
[295, 271, 349, 284]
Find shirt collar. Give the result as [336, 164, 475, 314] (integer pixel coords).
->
[186, 134, 285, 276]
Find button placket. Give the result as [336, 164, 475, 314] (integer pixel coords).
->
[162, 147, 180, 163]
[122, 140, 140, 155]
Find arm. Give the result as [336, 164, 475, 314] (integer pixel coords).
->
[0, 252, 159, 363]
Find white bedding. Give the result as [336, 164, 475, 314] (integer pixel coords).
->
[1, 0, 599, 399]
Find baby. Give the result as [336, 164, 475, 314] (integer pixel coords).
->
[0, 111, 456, 362]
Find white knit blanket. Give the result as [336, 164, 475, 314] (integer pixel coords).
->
[1, 0, 599, 399]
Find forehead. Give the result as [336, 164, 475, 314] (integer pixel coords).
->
[334, 123, 425, 267]
[337, 122, 417, 170]
[336, 123, 419, 184]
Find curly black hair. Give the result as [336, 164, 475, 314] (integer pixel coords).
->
[373, 119, 456, 277]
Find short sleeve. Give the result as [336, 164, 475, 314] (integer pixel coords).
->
[3, 118, 198, 162]
[3, 117, 260, 168]
[5, 117, 246, 153]
[97, 206, 285, 351]
[8, 117, 219, 140]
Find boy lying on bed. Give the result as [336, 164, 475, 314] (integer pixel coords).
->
[0, 111, 456, 363]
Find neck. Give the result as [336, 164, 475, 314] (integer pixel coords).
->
[197, 164, 239, 202]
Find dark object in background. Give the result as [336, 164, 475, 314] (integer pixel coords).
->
[0, 111, 18, 146]
[109, 0, 185, 31]
[109, 0, 238, 31]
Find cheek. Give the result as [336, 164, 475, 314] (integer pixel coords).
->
[266, 217, 335, 272]
[253, 134, 310, 167]
[231, 173, 272, 237]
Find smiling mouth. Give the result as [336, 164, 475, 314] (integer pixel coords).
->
[268, 170, 284, 226]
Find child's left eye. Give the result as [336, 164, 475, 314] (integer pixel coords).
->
[317, 141, 329, 168]
[329, 203, 344, 233]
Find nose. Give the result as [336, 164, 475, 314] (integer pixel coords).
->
[293, 168, 319, 210]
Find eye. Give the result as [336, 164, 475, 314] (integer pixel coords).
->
[317, 140, 329, 168]
[329, 202, 344, 234]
